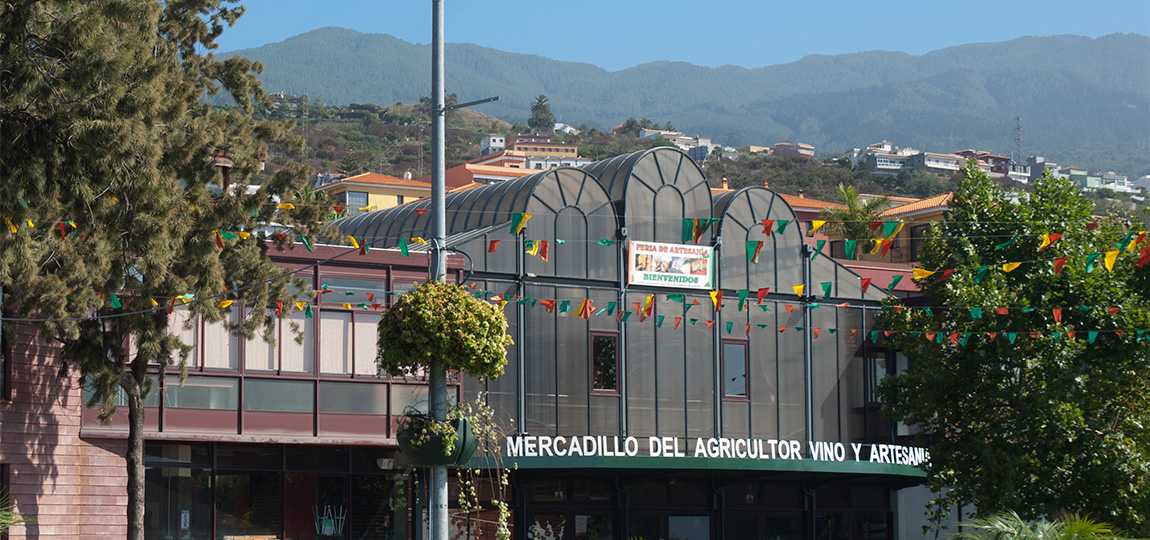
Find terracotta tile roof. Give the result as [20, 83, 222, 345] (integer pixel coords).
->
[318, 172, 431, 190]
[881, 192, 952, 217]
[777, 193, 844, 210]
[466, 164, 535, 177]
[449, 182, 485, 193]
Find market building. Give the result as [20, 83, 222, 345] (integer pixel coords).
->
[1, 147, 932, 540]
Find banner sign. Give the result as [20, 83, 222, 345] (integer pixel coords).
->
[628, 240, 714, 290]
[506, 435, 929, 467]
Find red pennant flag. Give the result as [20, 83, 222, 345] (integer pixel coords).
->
[275, 302, 283, 316]
[884, 331, 894, 337]
[784, 305, 795, 314]
[1052, 308, 1062, 322]
[332, 205, 346, 212]
[539, 240, 550, 262]
[996, 307, 1009, 315]
[633, 302, 642, 315]
[1030, 332, 1040, 339]
[371, 303, 382, 310]
[415, 209, 427, 214]
[1115, 330, 1124, 338]
[1054, 257, 1068, 274]
[1138, 246, 1150, 268]
[488, 240, 500, 252]
[950, 333, 959, 345]
[925, 332, 937, 341]
[860, 278, 872, 293]
[1086, 222, 1098, 230]
[366, 293, 375, 302]
[1108, 307, 1120, 315]
[215, 231, 225, 249]
[778, 326, 787, 333]
[1068, 331, 1076, 340]
[933, 270, 955, 283]
[705, 320, 715, 328]
[880, 240, 893, 257]
[893, 306, 903, 313]
[988, 332, 997, 342]
[540, 299, 556, 313]
[674, 317, 682, 329]
[850, 329, 857, 339]
[1039, 233, 1063, 250]
[761, 219, 775, 235]
[812, 328, 820, 339]
[757, 288, 770, 304]
[868, 221, 882, 231]
[577, 299, 594, 320]
[746, 324, 751, 336]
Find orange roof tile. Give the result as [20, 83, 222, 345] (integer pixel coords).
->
[777, 193, 844, 210]
[880, 192, 952, 217]
[318, 172, 431, 190]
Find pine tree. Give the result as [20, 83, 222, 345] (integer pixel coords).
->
[0, 2, 332, 538]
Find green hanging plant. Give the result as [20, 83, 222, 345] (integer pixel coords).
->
[376, 281, 513, 380]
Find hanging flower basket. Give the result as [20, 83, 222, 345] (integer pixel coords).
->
[396, 414, 479, 467]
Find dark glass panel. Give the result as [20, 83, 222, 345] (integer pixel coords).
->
[571, 478, 614, 504]
[216, 444, 283, 471]
[216, 471, 282, 538]
[143, 467, 211, 540]
[591, 334, 617, 392]
[286, 446, 348, 473]
[351, 475, 395, 539]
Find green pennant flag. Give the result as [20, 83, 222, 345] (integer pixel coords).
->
[828, 328, 838, 334]
[995, 234, 1020, 250]
[1085, 253, 1100, 273]
[1051, 332, 1061, 343]
[681, 218, 695, 243]
[935, 333, 945, 343]
[110, 294, 122, 308]
[559, 300, 570, 314]
[737, 289, 749, 311]
[1007, 332, 1017, 343]
[1137, 330, 1146, 342]
[820, 282, 832, 298]
[758, 304, 771, 312]
[809, 303, 821, 309]
[345, 291, 355, 296]
[555, 239, 565, 244]
[776, 219, 790, 234]
[757, 324, 769, 329]
[358, 303, 369, 309]
[970, 307, 982, 319]
[596, 239, 614, 246]
[747, 241, 763, 264]
[844, 239, 857, 260]
[1079, 306, 1092, 312]
[811, 239, 826, 260]
[219, 231, 238, 240]
[870, 330, 879, 342]
[1088, 331, 1098, 343]
[304, 304, 314, 319]
[249, 208, 258, 218]
[689, 318, 698, 325]
[509, 213, 530, 234]
[607, 301, 617, 315]
[619, 312, 631, 323]
[667, 294, 686, 302]
[517, 297, 530, 304]
[795, 326, 805, 331]
[530, 299, 538, 307]
[726, 322, 733, 334]
[657, 315, 665, 327]
[923, 307, 934, 317]
[909, 331, 920, 337]
[974, 265, 990, 284]
[888, 274, 904, 289]
[959, 333, 971, 346]
[398, 238, 409, 256]
[883, 221, 900, 238]
[1022, 307, 1034, 312]
[301, 235, 313, 252]
[1117, 231, 1136, 251]
[594, 308, 607, 316]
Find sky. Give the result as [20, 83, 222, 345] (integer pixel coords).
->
[214, 0, 1150, 71]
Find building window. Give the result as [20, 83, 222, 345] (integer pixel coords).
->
[590, 332, 618, 394]
[396, 195, 404, 205]
[722, 340, 748, 399]
[340, 191, 368, 214]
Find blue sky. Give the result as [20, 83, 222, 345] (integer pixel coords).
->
[215, 0, 1149, 71]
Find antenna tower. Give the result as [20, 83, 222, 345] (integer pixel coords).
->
[1013, 115, 1022, 163]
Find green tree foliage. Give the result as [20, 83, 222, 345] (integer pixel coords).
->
[875, 163, 1150, 534]
[818, 183, 892, 251]
[528, 94, 556, 134]
[955, 512, 1123, 540]
[0, 2, 330, 539]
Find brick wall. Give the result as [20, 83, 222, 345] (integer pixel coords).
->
[1, 323, 127, 539]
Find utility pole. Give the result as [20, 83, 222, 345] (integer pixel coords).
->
[428, 2, 449, 540]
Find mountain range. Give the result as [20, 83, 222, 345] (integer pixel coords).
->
[225, 28, 1150, 176]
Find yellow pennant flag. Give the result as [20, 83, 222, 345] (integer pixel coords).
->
[709, 290, 722, 311]
[885, 221, 904, 241]
[526, 241, 540, 256]
[869, 239, 884, 255]
[913, 268, 935, 280]
[808, 220, 826, 236]
[343, 303, 352, 309]
[358, 206, 372, 211]
[1002, 262, 1023, 273]
[1104, 250, 1119, 273]
[238, 232, 251, 239]
[150, 298, 159, 307]
[792, 284, 804, 296]
[348, 236, 360, 249]
[5, 218, 17, 233]
[25, 219, 34, 228]
[295, 302, 308, 312]
[278, 203, 295, 210]
[217, 299, 234, 309]
[412, 237, 427, 245]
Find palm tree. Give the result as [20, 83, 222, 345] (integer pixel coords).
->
[954, 511, 1123, 540]
[0, 491, 29, 536]
[818, 183, 893, 258]
[528, 95, 555, 134]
